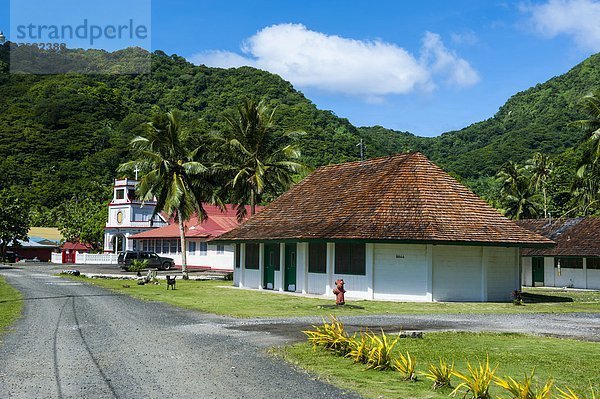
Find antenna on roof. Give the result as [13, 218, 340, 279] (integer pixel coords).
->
[356, 139, 365, 161]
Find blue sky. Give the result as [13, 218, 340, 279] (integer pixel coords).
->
[1, 0, 599, 136]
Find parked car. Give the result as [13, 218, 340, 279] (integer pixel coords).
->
[117, 251, 174, 271]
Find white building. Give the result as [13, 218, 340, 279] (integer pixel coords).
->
[130, 204, 257, 272]
[217, 153, 554, 302]
[103, 178, 168, 253]
[517, 218, 600, 290]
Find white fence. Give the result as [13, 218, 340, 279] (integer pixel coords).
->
[51, 252, 119, 264]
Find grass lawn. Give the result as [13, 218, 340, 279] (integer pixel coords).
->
[275, 332, 600, 399]
[62, 276, 600, 318]
[0, 276, 22, 343]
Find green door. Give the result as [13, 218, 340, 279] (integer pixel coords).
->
[284, 243, 297, 292]
[264, 244, 277, 290]
[532, 257, 544, 286]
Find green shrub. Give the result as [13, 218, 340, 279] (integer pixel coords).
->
[129, 259, 148, 273]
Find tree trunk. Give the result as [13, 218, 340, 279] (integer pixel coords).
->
[177, 212, 189, 280]
[250, 188, 256, 216]
[543, 186, 548, 218]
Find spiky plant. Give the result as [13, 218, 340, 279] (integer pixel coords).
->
[365, 330, 400, 371]
[394, 351, 417, 381]
[451, 356, 497, 399]
[421, 358, 453, 389]
[556, 385, 598, 399]
[495, 369, 552, 399]
[303, 315, 352, 356]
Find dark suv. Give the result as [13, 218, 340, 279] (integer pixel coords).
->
[118, 251, 174, 271]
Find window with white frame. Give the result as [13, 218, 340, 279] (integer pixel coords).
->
[188, 241, 196, 254]
[217, 244, 224, 254]
[199, 242, 208, 256]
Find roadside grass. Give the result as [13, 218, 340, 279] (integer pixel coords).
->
[274, 332, 600, 399]
[62, 276, 600, 317]
[0, 276, 22, 343]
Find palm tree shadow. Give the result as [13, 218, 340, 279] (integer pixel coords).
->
[522, 292, 573, 303]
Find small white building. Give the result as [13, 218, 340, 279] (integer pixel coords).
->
[217, 153, 553, 302]
[103, 178, 168, 253]
[517, 218, 600, 290]
[131, 205, 257, 272]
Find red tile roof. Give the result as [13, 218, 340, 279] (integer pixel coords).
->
[516, 217, 600, 257]
[61, 242, 93, 251]
[217, 153, 554, 247]
[131, 204, 260, 240]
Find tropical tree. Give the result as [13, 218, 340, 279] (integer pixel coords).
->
[219, 99, 306, 219]
[0, 190, 30, 261]
[567, 90, 600, 216]
[496, 162, 539, 220]
[571, 90, 600, 162]
[526, 152, 553, 218]
[119, 110, 220, 279]
[56, 198, 107, 250]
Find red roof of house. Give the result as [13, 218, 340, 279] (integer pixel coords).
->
[516, 217, 600, 257]
[130, 204, 261, 240]
[217, 153, 554, 247]
[61, 242, 93, 251]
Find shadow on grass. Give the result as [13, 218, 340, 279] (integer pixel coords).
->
[522, 292, 573, 303]
[317, 304, 365, 310]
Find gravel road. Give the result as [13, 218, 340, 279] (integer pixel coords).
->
[0, 267, 360, 399]
[1, 266, 599, 398]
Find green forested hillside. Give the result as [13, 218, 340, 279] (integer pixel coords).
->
[363, 53, 600, 178]
[0, 43, 598, 221]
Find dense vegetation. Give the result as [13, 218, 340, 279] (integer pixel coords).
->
[0, 43, 599, 245]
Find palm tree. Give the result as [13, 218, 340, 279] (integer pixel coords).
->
[119, 110, 220, 279]
[526, 152, 553, 218]
[497, 161, 539, 220]
[571, 90, 600, 162]
[568, 91, 600, 216]
[219, 99, 306, 219]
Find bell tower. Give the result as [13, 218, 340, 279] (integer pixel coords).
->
[103, 178, 168, 253]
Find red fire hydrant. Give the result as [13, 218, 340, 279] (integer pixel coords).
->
[333, 279, 346, 305]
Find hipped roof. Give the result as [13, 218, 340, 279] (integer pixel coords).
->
[516, 217, 600, 257]
[131, 204, 259, 240]
[217, 153, 553, 247]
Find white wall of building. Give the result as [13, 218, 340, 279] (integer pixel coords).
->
[373, 243, 430, 301]
[486, 247, 519, 301]
[521, 256, 600, 290]
[588, 269, 600, 290]
[521, 257, 533, 287]
[432, 245, 483, 302]
[234, 241, 523, 302]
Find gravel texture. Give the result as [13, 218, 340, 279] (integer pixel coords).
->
[0, 266, 360, 399]
[2, 265, 599, 399]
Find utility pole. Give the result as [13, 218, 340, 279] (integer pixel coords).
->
[356, 139, 365, 161]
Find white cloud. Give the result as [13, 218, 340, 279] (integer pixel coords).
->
[450, 30, 479, 46]
[525, 0, 600, 51]
[421, 32, 480, 87]
[190, 24, 479, 98]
